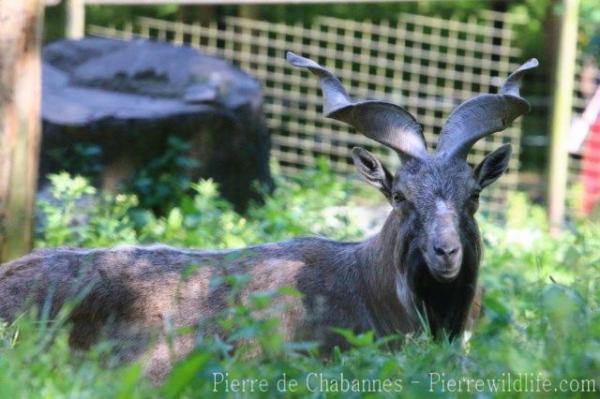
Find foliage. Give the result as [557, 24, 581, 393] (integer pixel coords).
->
[0, 310, 153, 399]
[44, 2, 179, 43]
[42, 136, 201, 216]
[580, 0, 600, 61]
[36, 173, 138, 248]
[43, 0, 493, 41]
[36, 162, 362, 251]
[511, 0, 600, 62]
[47, 0, 600, 60]
[129, 136, 200, 214]
[256, 0, 483, 25]
[3, 169, 598, 398]
[46, 143, 104, 184]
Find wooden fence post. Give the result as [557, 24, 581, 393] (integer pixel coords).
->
[66, 0, 85, 39]
[0, 0, 44, 262]
[548, 0, 579, 234]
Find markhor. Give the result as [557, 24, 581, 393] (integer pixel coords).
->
[305, 372, 403, 393]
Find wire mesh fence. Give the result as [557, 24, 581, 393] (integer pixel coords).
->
[88, 10, 526, 219]
[522, 52, 593, 220]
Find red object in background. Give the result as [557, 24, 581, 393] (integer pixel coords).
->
[582, 120, 600, 214]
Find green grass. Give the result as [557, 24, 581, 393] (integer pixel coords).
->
[1, 167, 599, 398]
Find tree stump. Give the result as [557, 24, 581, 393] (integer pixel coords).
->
[41, 38, 273, 212]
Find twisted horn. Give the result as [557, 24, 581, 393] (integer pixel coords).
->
[286, 51, 428, 161]
[436, 58, 538, 159]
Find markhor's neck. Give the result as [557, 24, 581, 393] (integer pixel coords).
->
[355, 212, 480, 340]
[355, 213, 421, 338]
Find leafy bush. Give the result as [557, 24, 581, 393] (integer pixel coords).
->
[4, 168, 599, 398]
[46, 143, 104, 184]
[37, 173, 138, 248]
[36, 161, 362, 250]
[130, 136, 200, 214]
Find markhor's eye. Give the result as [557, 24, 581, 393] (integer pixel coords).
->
[393, 192, 405, 203]
[470, 192, 481, 201]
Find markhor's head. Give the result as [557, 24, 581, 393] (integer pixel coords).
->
[288, 52, 537, 282]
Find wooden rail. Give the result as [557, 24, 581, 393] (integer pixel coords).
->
[548, 0, 579, 233]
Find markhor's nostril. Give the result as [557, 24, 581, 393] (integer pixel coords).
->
[433, 246, 446, 256]
[433, 244, 459, 257]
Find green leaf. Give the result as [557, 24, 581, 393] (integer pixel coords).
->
[162, 351, 210, 399]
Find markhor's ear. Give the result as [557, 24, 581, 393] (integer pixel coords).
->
[351, 147, 393, 200]
[474, 144, 512, 189]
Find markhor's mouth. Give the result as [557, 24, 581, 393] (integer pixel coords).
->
[422, 252, 461, 282]
[430, 266, 460, 282]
